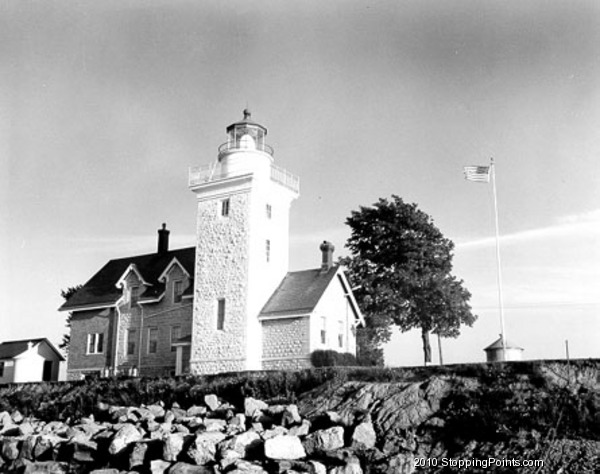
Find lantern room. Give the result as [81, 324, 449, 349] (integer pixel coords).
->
[218, 109, 273, 159]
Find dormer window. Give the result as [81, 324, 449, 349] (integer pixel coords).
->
[173, 280, 183, 303]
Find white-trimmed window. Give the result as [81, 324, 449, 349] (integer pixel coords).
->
[266, 203, 272, 219]
[87, 333, 104, 354]
[217, 298, 226, 330]
[221, 198, 230, 217]
[171, 325, 181, 352]
[320, 317, 327, 345]
[338, 321, 344, 348]
[147, 327, 158, 354]
[126, 329, 137, 355]
[266, 239, 271, 262]
[173, 280, 183, 303]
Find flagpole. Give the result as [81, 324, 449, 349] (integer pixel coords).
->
[490, 158, 507, 360]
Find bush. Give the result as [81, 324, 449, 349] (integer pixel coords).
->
[310, 350, 357, 367]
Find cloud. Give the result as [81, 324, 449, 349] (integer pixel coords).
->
[456, 208, 600, 250]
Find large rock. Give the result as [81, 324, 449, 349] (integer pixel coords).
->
[150, 459, 172, 474]
[1, 438, 21, 460]
[281, 405, 302, 427]
[168, 461, 214, 474]
[21, 460, 70, 474]
[264, 435, 306, 460]
[33, 434, 63, 460]
[217, 430, 262, 460]
[162, 432, 187, 462]
[204, 394, 220, 412]
[108, 423, 142, 455]
[186, 431, 226, 465]
[351, 421, 376, 450]
[226, 459, 269, 473]
[303, 426, 345, 455]
[244, 397, 269, 418]
[129, 439, 163, 469]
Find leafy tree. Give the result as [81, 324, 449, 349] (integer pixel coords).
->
[344, 195, 476, 364]
[59, 285, 82, 355]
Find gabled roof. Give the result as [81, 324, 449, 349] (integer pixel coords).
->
[0, 338, 65, 361]
[60, 247, 195, 312]
[259, 266, 340, 317]
[484, 336, 524, 351]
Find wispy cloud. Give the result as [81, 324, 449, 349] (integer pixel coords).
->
[457, 209, 600, 250]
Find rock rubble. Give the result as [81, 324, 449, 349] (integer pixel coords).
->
[0, 393, 400, 474]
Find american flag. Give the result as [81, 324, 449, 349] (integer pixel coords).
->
[463, 165, 491, 183]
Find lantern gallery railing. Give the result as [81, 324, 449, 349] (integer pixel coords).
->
[189, 163, 299, 194]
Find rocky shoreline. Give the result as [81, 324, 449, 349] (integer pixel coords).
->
[0, 392, 390, 474]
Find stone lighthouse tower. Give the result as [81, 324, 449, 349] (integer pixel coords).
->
[188, 110, 300, 374]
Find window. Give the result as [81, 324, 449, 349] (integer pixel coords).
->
[266, 204, 272, 219]
[221, 198, 230, 217]
[266, 240, 271, 262]
[338, 321, 344, 348]
[217, 298, 226, 330]
[0, 362, 4, 378]
[126, 329, 137, 355]
[171, 326, 181, 352]
[173, 280, 183, 303]
[320, 317, 327, 345]
[130, 286, 140, 306]
[147, 328, 158, 354]
[87, 333, 104, 354]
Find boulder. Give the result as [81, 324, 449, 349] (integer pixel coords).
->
[108, 423, 142, 455]
[281, 405, 302, 427]
[71, 438, 99, 463]
[168, 461, 214, 473]
[262, 426, 288, 440]
[147, 404, 166, 420]
[162, 432, 187, 462]
[33, 434, 63, 460]
[351, 421, 376, 450]
[244, 397, 268, 418]
[151, 459, 173, 473]
[186, 405, 207, 418]
[1, 438, 21, 461]
[217, 429, 262, 460]
[226, 459, 269, 473]
[19, 435, 37, 461]
[264, 435, 306, 460]
[288, 420, 311, 437]
[11, 410, 24, 424]
[186, 431, 226, 465]
[129, 439, 162, 469]
[303, 426, 345, 455]
[203, 394, 220, 412]
[21, 460, 70, 474]
[18, 421, 35, 436]
[204, 418, 227, 432]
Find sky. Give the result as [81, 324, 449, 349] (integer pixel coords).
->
[1, 0, 599, 368]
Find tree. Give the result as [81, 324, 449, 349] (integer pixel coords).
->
[343, 195, 476, 364]
[59, 285, 83, 356]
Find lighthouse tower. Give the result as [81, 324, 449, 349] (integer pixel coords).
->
[188, 110, 300, 374]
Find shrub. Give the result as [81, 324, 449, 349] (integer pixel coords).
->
[310, 350, 357, 367]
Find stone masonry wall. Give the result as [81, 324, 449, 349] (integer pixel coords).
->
[261, 317, 311, 370]
[191, 192, 250, 374]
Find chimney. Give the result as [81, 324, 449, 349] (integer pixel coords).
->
[320, 241, 335, 272]
[157, 223, 170, 254]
